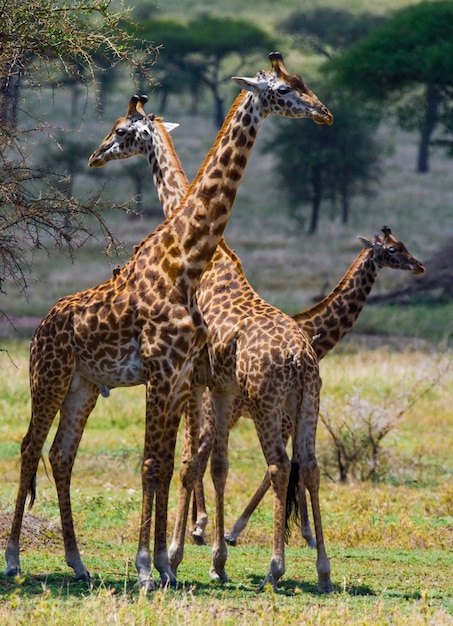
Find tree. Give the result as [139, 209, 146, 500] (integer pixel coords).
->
[280, 6, 385, 59]
[326, 1, 453, 173]
[262, 89, 382, 234]
[132, 15, 276, 127]
[0, 0, 154, 311]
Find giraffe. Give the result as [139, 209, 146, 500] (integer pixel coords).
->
[4, 52, 332, 591]
[87, 58, 334, 591]
[218, 226, 426, 547]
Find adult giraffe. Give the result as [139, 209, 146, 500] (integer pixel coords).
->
[87, 61, 334, 592]
[5, 53, 332, 591]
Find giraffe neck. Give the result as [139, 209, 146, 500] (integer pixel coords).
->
[132, 91, 263, 296]
[293, 248, 379, 359]
[143, 108, 262, 311]
[176, 89, 263, 235]
[149, 119, 189, 216]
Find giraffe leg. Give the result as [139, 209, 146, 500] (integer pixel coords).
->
[298, 475, 316, 548]
[225, 414, 316, 548]
[209, 392, 235, 582]
[136, 381, 171, 591]
[302, 461, 332, 592]
[4, 422, 53, 577]
[192, 393, 243, 546]
[252, 411, 291, 592]
[226, 469, 315, 549]
[137, 369, 194, 590]
[48, 378, 99, 581]
[225, 412, 306, 547]
[295, 390, 333, 593]
[5, 342, 75, 578]
[153, 409, 181, 587]
[168, 384, 203, 573]
[225, 470, 272, 546]
[191, 476, 209, 546]
[190, 388, 215, 545]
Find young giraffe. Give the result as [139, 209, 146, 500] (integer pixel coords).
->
[216, 226, 426, 547]
[88, 57, 334, 591]
[5, 53, 332, 591]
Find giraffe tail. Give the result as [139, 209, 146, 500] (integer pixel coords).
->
[19, 428, 38, 508]
[285, 461, 301, 543]
[28, 473, 37, 509]
[28, 450, 50, 508]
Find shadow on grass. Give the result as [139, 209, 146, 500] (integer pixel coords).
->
[0, 571, 378, 600]
[3, 570, 428, 602]
[0, 572, 257, 600]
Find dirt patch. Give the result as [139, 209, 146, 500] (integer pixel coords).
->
[0, 513, 62, 551]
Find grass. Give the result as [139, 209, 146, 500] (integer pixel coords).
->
[0, 339, 452, 624]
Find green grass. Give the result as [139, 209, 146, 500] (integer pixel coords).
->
[0, 339, 452, 624]
[343, 303, 453, 345]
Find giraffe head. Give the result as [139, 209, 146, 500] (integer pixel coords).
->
[232, 52, 333, 125]
[88, 95, 178, 167]
[358, 226, 426, 275]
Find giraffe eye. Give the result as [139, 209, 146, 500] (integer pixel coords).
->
[277, 85, 291, 95]
[387, 246, 396, 253]
[116, 128, 127, 137]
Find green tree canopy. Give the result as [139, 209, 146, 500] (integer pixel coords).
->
[262, 88, 382, 235]
[326, 1, 453, 172]
[281, 6, 385, 59]
[133, 14, 276, 126]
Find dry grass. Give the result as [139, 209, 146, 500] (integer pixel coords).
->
[0, 339, 452, 624]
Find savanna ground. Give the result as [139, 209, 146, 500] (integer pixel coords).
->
[1, 1, 453, 623]
[0, 339, 452, 625]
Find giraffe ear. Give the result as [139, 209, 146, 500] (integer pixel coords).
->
[357, 235, 375, 249]
[163, 122, 180, 133]
[231, 76, 268, 92]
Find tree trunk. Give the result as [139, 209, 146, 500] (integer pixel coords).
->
[214, 91, 225, 128]
[0, 60, 22, 128]
[417, 84, 440, 173]
[341, 186, 350, 224]
[308, 169, 322, 235]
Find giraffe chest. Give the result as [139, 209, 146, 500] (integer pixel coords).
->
[75, 335, 146, 388]
[70, 287, 207, 391]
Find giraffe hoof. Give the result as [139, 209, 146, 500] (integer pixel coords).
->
[224, 534, 237, 546]
[209, 569, 229, 583]
[136, 577, 156, 592]
[73, 570, 91, 583]
[4, 565, 22, 578]
[191, 531, 207, 546]
[318, 578, 334, 594]
[159, 575, 178, 589]
[257, 579, 278, 593]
